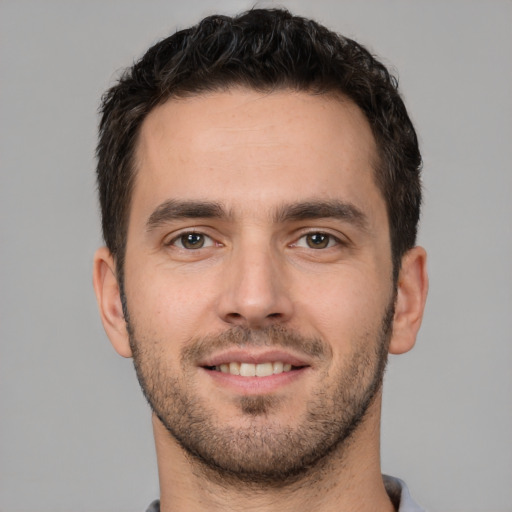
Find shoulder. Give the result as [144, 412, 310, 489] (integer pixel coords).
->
[144, 499, 160, 512]
[383, 475, 427, 512]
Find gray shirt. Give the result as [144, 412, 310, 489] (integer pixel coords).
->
[145, 475, 426, 511]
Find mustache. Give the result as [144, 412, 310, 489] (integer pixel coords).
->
[181, 325, 332, 365]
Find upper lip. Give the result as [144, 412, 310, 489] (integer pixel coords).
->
[198, 349, 312, 368]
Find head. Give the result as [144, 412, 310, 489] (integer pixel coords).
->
[96, 8, 422, 286]
[93, 8, 428, 486]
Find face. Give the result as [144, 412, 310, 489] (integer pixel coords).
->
[121, 89, 396, 482]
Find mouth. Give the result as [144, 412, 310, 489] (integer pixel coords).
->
[204, 361, 305, 377]
[198, 350, 312, 394]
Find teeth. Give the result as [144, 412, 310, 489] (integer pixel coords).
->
[240, 362, 256, 377]
[215, 361, 296, 377]
[256, 362, 273, 377]
[273, 361, 284, 374]
[229, 362, 240, 375]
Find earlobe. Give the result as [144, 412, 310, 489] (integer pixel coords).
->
[92, 247, 133, 358]
[388, 246, 429, 355]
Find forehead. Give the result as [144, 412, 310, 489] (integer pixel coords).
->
[132, 89, 382, 222]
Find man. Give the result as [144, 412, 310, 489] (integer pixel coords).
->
[93, 8, 428, 512]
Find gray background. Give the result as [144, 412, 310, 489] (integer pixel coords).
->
[1, 1, 511, 511]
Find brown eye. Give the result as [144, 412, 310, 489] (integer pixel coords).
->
[182, 233, 204, 249]
[293, 232, 340, 250]
[305, 233, 332, 249]
[172, 232, 214, 249]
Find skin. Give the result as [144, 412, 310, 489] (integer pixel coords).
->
[93, 89, 428, 512]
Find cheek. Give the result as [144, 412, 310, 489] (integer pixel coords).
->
[294, 269, 390, 352]
[125, 264, 219, 343]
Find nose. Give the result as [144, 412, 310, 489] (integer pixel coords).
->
[216, 241, 294, 329]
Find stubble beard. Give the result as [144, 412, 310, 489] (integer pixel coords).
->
[126, 302, 394, 488]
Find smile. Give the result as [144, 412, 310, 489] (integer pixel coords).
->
[201, 353, 311, 394]
[212, 361, 295, 377]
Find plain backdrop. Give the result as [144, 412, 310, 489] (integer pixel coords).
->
[1, 1, 511, 511]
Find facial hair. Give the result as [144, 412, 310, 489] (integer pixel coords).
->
[126, 301, 395, 487]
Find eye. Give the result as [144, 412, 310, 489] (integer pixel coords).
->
[170, 232, 215, 250]
[295, 232, 339, 249]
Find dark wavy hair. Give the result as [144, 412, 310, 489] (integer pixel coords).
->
[97, 8, 422, 281]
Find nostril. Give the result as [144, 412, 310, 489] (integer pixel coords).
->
[225, 312, 243, 323]
[222, 311, 284, 328]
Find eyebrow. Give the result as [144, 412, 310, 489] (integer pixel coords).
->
[146, 200, 229, 231]
[146, 198, 369, 231]
[273, 200, 369, 231]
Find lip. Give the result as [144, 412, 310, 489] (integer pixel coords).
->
[202, 365, 311, 395]
[198, 349, 312, 368]
[198, 349, 312, 395]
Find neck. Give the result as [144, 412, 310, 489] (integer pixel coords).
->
[152, 394, 395, 512]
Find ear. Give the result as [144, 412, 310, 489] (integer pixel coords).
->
[388, 246, 429, 355]
[92, 247, 133, 358]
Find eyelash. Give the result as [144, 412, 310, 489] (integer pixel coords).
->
[293, 232, 343, 250]
[167, 231, 217, 250]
